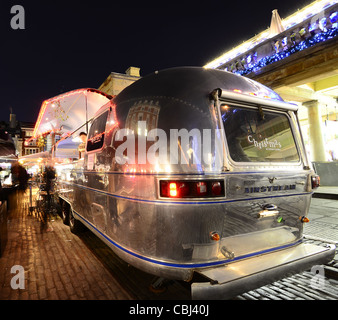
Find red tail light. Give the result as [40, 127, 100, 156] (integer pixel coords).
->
[211, 182, 222, 196]
[311, 175, 320, 189]
[169, 183, 177, 197]
[160, 180, 224, 198]
[196, 181, 207, 196]
[161, 181, 190, 198]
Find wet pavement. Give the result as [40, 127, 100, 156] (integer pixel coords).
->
[0, 191, 190, 301]
[0, 201, 133, 300]
[0, 187, 337, 301]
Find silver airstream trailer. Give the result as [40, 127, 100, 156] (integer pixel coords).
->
[57, 67, 335, 299]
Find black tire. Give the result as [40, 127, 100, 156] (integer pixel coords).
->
[69, 207, 85, 234]
[60, 200, 70, 225]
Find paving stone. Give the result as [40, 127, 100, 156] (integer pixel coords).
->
[0, 200, 132, 300]
[3, 191, 338, 301]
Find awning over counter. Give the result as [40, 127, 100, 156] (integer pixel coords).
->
[30, 88, 112, 140]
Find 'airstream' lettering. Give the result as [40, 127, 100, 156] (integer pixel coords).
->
[244, 184, 296, 193]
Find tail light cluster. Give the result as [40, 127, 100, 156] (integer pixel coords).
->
[311, 175, 320, 189]
[160, 180, 225, 198]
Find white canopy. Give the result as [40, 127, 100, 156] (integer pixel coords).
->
[32, 88, 112, 139]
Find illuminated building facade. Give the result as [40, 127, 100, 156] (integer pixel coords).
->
[21, 122, 40, 156]
[98, 67, 141, 96]
[205, 0, 338, 184]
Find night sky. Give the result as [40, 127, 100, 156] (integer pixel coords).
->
[1, 0, 311, 123]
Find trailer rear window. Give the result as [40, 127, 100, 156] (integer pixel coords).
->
[221, 104, 299, 163]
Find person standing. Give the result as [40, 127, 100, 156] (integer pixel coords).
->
[78, 132, 87, 159]
[41, 165, 56, 233]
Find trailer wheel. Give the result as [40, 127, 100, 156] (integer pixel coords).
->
[60, 201, 70, 225]
[69, 207, 85, 234]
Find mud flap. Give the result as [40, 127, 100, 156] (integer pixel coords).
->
[191, 243, 336, 300]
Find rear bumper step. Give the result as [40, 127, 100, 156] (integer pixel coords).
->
[191, 242, 336, 300]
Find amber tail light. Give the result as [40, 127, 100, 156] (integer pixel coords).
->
[160, 180, 225, 198]
[311, 175, 320, 189]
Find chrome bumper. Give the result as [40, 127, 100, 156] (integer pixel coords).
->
[191, 242, 336, 300]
